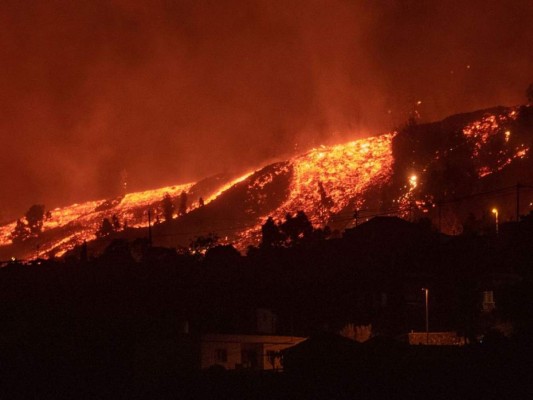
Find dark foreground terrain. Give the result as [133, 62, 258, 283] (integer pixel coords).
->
[1, 334, 532, 399]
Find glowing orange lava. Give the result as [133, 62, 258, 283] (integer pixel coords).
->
[462, 109, 527, 177]
[277, 134, 395, 224]
[0, 182, 195, 259]
[1, 106, 530, 259]
[232, 133, 396, 247]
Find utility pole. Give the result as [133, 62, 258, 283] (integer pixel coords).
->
[422, 288, 429, 344]
[353, 209, 359, 227]
[148, 209, 152, 246]
[516, 183, 521, 222]
[492, 208, 499, 235]
[437, 202, 442, 233]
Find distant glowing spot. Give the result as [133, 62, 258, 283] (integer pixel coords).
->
[466, 65, 471, 69]
[516, 148, 528, 158]
[505, 131, 511, 142]
[492, 208, 498, 215]
[416, 100, 422, 105]
[11, 257, 15, 262]
[409, 174, 418, 189]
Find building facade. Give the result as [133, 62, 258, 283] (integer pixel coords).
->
[200, 334, 305, 370]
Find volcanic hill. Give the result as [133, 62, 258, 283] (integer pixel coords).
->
[2, 104, 533, 261]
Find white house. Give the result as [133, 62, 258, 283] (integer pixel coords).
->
[200, 333, 305, 370]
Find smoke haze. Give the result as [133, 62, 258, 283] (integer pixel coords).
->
[1, 0, 532, 218]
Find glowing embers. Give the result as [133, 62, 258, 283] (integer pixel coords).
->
[395, 172, 434, 217]
[0, 221, 17, 246]
[462, 108, 527, 178]
[409, 174, 418, 190]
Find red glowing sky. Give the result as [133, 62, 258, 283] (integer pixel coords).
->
[0, 0, 532, 220]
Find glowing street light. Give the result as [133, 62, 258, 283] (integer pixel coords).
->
[422, 288, 429, 344]
[492, 208, 499, 235]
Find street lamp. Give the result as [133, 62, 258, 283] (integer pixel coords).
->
[492, 208, 499, 235]
[422, 288, 429, 344]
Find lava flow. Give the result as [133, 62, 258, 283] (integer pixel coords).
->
[232, 133, 395, 247]
[1, 105, 531, 260]
[462, 108, 528, 177]
[281, 134, 395, 222]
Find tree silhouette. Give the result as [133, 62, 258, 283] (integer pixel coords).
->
[25, 204, 45, 235]
[96, 218, 114, 238]
[111, 214, 121, 231]
[318, 182, 333, 206]
[178, 191, 188, 216]
[261, 217, 284, 248]
[11, 204, 46, 242]
[280, 211, 313, 245]
[161, 193, 174, 222]
[11, 219, 31, 243]
[317, 182, 334, 220]
[190, 232, 218, 255]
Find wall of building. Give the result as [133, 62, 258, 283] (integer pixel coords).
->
[200, 334, 305, 370]
[406, 332, 465, 346]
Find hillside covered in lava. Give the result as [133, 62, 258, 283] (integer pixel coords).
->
[1, 104, 533, 260]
